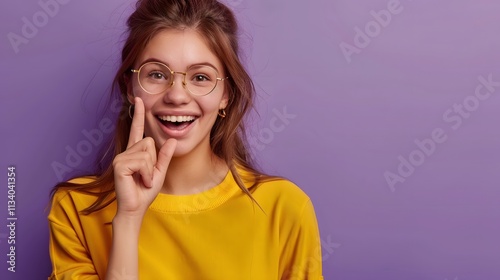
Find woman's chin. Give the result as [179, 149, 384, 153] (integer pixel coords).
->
[170, 142, 192, 158]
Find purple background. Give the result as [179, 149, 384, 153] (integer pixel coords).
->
[1, 0, 500, 279]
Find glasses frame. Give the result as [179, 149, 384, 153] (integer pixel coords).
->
[130, 61, 228, 96]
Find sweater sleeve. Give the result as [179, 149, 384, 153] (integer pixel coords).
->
[48, 191, 99, 280]
[280, 198, 324, 280]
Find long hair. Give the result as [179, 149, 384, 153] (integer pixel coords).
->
[51, 0, 274, 214]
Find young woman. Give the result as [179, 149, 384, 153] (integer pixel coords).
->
[48, 0, 323, 279]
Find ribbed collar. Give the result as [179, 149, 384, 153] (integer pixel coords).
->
[148, 170, 241, 213]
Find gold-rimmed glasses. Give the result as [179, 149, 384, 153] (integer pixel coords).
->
[130, 61, 228, 96]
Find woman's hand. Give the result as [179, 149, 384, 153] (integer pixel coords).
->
[112, 97, 177, 218]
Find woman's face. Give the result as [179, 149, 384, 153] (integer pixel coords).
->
[128, 29, 228, 157]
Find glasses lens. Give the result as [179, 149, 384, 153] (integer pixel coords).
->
[136, 63, 221, 95]
[138, 62, 172, 94]
[185, 65, 219, 96]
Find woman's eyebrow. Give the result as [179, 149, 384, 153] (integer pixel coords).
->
[139, 58, 220, 72]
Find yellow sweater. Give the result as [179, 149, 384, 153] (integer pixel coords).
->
[48, 170, 323, 279]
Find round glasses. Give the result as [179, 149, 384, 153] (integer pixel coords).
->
[130, 62, 227, 96]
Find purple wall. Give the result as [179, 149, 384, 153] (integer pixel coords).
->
[1, 0, 500, 279]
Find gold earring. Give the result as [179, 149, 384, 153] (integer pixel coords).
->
[218, 109, 226, 118]
[128, 105, 134, 118]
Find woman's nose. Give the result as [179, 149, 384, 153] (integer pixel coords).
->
[163, 72, 191, 104]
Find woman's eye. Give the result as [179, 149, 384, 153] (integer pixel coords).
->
[149, 72, 165, 79]
[193, 74, 210, 82]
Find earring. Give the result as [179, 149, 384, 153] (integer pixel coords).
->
[128, 105, 134, 119]
[218, 109, 226, 118]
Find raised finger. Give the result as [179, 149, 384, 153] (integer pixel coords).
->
[127, 97, 146, 149]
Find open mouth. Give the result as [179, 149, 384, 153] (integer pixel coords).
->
[157, 115, 197, 131]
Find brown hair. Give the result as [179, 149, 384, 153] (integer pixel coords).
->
[51, 0, 275, 214]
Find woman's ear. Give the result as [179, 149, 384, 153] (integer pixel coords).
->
[125, 76, 135, 105]
[127, 91, 135, 105]
[219, 90, 229, 109]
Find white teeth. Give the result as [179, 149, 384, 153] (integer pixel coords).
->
[158, 115, 196, 122]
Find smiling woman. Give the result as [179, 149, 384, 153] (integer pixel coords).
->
[129, 29, 230, 159]
[47, 0, 323, 279]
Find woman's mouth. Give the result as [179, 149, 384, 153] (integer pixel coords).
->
[157, 115, 197, 131]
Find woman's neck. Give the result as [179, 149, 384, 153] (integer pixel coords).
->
[160, 145, 228, 195]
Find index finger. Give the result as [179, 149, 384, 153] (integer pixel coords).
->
[127, 97, 145, 149]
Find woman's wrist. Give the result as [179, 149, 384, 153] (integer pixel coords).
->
[107, 214, 142, 280]
[112, 212, 144, 233]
